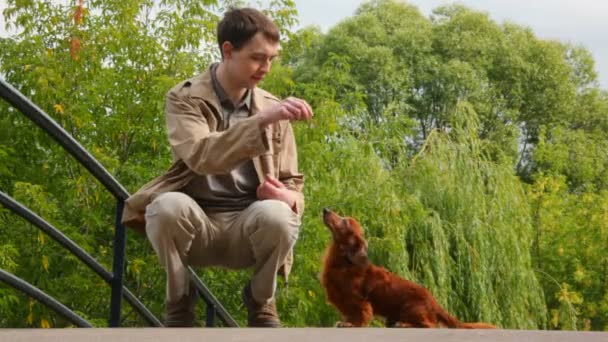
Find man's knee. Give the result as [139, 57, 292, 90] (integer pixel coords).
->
[147, 192, 193, 221]
[254, 200, 300, 242]
[145, 192, 199, 238]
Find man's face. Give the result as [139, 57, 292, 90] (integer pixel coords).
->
[223, 32, 279, 89]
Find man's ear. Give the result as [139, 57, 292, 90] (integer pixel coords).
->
[222, 41, 233, 59]
[347, 241, 368, 266]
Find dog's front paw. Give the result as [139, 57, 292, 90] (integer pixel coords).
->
[335, 321, 354, 328]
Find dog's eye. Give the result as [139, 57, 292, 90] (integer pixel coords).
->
[348, 236, 357, 246]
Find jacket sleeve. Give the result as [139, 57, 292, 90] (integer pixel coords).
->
[278, 122, 305, 216]
[165, 86, 269, 175]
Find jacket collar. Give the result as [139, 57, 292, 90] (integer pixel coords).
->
[210, 62, 252, 111]
[188, 63, 275, 117]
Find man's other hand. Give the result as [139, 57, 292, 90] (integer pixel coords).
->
[256, 174, 297, 209]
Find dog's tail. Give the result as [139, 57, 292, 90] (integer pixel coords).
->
[436, 305, 497, 329]
[435, 306, 461, 328]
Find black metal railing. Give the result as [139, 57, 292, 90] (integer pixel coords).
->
[0, 77, 237, 327]
[0, 269, 93, 328]
[0, 191, 162, 327]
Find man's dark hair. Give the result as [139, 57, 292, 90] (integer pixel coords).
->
[217, 7, 280, 57]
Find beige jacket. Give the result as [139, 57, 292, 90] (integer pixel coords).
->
[121, 66, 305, 279]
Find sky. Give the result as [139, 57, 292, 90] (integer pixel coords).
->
[1, 0, 606, 88]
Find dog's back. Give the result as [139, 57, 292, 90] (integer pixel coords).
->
[364, 265, 495, 328]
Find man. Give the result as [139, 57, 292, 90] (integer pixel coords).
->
[121, 7, 313, 327]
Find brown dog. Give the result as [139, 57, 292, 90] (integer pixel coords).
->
[321, 208, 497, 328]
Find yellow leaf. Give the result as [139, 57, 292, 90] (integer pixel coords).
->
[132, 262, 140, 275]
[38, 232, 46, 245]
[308, 290, 315, 298]
[27, 298, 35, 325]
[40, 319, 51, 328]
[42, 255, 49, 272]
[550, 309, 559, 328]
[583, 318, 591, 331]
[54, 104, 64, 114]
[574, 267, 585, 282]
[328, 121, 338, 133]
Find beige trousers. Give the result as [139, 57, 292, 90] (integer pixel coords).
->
[145, 192, 300, 317]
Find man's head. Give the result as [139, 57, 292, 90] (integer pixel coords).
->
[217, 7, 279, 56]
[217, 7, 280, 89]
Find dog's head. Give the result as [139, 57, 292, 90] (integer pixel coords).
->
[322, 208, 369, 266]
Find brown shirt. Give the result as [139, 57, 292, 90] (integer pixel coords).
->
[181, 63, 260, 212]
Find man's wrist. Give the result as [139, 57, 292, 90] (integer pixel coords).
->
[283, 190, 297, 213]
[257, 114, 270, 129]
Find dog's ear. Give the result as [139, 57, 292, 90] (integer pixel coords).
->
[347, 240, 368, 266]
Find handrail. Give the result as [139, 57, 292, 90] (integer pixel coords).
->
[0, 191, 163, 327]
[0, 76, 132, 325]
[0, 76, 237, 327]
[0, 268, 93, 328]
[0, 78, 129, 200]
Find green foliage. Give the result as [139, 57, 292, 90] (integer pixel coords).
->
[1, 0, 607, 331]
[527, 126, 608, 330]
[0, 0, 298, 328]
[528, 174, 608, 330]
[398, 103, 546, 328]
[284, 1, 607, 328]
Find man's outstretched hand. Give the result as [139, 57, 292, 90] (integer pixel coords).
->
[257, 97, 313, 128]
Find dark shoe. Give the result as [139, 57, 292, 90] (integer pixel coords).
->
[241, 282, 281, 327]
[164, 289, 198, 327]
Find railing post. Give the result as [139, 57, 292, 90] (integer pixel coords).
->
[109, 200, 127, 327]
[189, 266, 239, 327]
[205, 301, 216, 327]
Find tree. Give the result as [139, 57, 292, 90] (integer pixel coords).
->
[284, 0, 607, 329]
[2, 0, 607, 330]
[0, 0, 297, 327]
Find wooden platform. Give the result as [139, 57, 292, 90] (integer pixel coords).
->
[1, 328, 607, 342]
